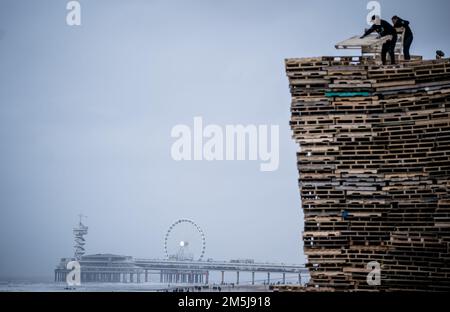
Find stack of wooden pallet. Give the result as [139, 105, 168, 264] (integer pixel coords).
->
[286, 56, 450, 291]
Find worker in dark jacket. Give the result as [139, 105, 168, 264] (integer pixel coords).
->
[392, 16, 414, 61]
[361, 15, 398, 65]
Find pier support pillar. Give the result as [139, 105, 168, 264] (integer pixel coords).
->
[221, 271, 225, 285]
[283, 273, 286, 284]
[236, 271, 240, 285]
[252, 272, 255, 285]
[267, 272, 271, 284]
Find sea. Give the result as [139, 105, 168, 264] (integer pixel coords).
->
[0, 280, 269, 292]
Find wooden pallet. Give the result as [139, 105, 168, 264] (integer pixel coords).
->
[286, 56, 450, 292]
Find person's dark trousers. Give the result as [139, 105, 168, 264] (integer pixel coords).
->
[381, 36, 398, 65]
[403, 35, 413, 60]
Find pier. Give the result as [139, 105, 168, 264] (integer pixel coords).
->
[55, 254, 307, 285]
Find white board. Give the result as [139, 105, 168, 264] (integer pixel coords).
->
[335, 35, 392, 50]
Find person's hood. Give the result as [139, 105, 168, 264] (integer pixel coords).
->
[372, 15, 381, 25]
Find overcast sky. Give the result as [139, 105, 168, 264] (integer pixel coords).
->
[1, 0, 449, 280]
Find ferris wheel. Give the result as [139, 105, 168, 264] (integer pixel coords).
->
[164, 219, 206, 261]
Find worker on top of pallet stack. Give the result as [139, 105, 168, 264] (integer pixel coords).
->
[360, 15, 398, 65]
[392, 16, 414, 61]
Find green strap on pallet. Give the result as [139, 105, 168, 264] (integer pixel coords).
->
[325, 92, 371, 97]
